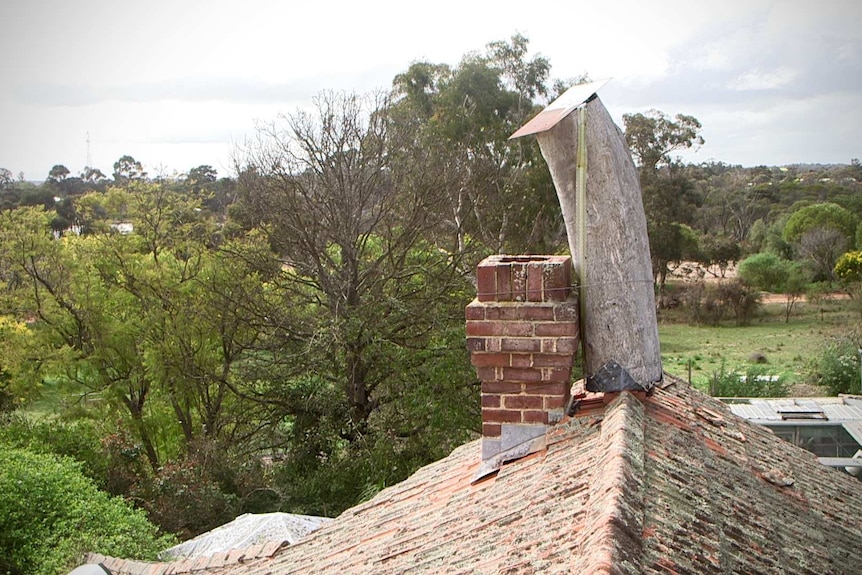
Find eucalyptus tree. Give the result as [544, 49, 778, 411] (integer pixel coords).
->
[623, 109, 704, 176]
[623, 111, 705, 293]
[390, 34, 563, 256]
[112, 155, 147, 187]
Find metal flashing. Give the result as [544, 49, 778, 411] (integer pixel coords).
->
[509, 78, 611, 139]
[586, 358, 647, 393]
[472, 433, 547, 484]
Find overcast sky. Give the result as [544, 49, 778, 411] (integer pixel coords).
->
[1, 0, 860, 181]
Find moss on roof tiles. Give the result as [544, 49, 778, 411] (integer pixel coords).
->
[87, 381, 862, 575]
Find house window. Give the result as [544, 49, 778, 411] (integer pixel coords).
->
[764, 423, 861, 458]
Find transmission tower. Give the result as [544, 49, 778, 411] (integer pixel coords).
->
[86, 132, 92, 168]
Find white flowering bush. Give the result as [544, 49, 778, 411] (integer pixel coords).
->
[811, 342, 861, 395]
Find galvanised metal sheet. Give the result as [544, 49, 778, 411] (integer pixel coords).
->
[509, 78, 611, 139]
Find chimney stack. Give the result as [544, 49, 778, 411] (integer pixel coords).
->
[466, 255, 579, 463]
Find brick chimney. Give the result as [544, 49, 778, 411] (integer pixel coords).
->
[466, 255, 579, 463]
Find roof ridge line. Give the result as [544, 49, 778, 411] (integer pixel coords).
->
[574, 391, 646, 574]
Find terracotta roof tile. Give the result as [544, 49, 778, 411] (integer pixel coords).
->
[85, 381, 862, 574]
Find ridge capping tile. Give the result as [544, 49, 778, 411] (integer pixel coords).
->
[575, 391, 646, 572]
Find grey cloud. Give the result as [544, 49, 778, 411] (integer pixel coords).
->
[14, 73, 386, 107]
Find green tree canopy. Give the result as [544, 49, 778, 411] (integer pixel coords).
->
[738, 252, 791, 292]
[782, 202, 858, 246]
[623, 109, 704, 174]
[112, 155, 147, 186]
[622, 110, 704, 296]
[47, 164, 70, 183]
[389, 34, 562, 255]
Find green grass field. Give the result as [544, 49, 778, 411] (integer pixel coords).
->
[658, 297, 858, 392]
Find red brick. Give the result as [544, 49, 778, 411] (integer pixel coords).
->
[501, 338, 541, 352]
[511, 263, 528, 302]
[470, 353, 511, 368]
[481, 393, 501, 408]
[475, 367, 500, 382]
[513, 305, 556, 321]
[500, 322, 534, 337]
[545, 287, 570, 302]
[511, 354, 534, 368]
[484, 306, 505, 320]
[465, 304, 486, 320]
[523, 410, 549, 424]
[504, 395, 544, 409]
[541, 339, 558, 353]
[482, 422, 501, 437]
[496, 263, 512, 301]
[526, 381, 568, 396]
[543, 367, 572, 382]
[466, 321, 493, 336]
[466, 321, 533, 337]
[482, 409, 522, 423]
[534, 322, 578, 337]
[465, 337, 486, 352]
[482, 380, 523, 394]
[532, 354, 575, 368]
[477, 263, 497, 302]
[543, 262, 571, 301]
[527, 262, 545, 302]
[502, 367, 543, 382]
[487, 305, 555, 321]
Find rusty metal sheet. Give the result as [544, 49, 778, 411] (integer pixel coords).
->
[509, 78, 611, 139]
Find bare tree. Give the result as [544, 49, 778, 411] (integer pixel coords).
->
[235, 91, 465, 433]
[797, 227, 847, 282]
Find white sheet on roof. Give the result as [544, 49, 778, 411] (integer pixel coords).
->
[159, 512, 332, 560]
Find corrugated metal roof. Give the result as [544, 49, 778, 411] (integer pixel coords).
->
[844, 420, 862, 445]
[726, 396, 862, 422]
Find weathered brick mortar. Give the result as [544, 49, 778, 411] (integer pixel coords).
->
[467, 255, 578, 456]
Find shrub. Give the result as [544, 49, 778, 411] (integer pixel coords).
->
[0, 444, 174, 575]
[738, 252, 789, 292]
[809, 342, 861, 396]
[134, 439, 281, 539]
[684, 280, 761, 326]
[0, 415, 110, 489]
[140, 455, 239, 540]
[833, 250, 862, 282]
[708, 362, 789, 397]
[717, 280, 761, 326]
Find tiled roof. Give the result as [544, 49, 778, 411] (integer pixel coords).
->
[87, 380, 862, 574]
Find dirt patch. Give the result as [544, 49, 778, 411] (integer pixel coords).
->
[668, 264, 851, 305]
[760, 292, 850, 305]
[668, 261, 737, 283]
